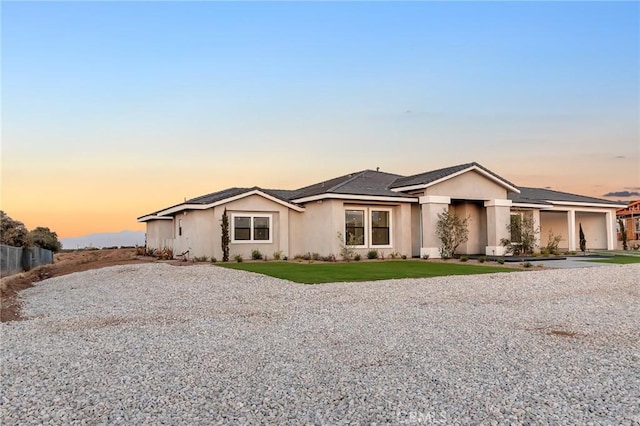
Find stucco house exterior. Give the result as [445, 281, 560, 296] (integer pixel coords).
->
[138, 162, 624, 259]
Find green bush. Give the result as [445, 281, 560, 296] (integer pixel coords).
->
[459, 255, 469, 262]
[234, 254, 243, 263]
[210, 257, 217, 263]
[354, 253, 361, 261]
[367, 250, 379, 260]
[251, 249, 263, 260]
[401, 255, 407, 260]
[497, 258, 505, 265]
[273, 250, 283, 260]
[193, 255, 209, 262]
[478, 256, 487, 263]
[523, 261, 533, 268]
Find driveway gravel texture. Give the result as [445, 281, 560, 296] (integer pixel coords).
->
[1, 263, 639, 425]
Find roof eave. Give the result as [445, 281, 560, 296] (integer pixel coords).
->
[391, 165, 521, 194]
[151, 189, 305, 217]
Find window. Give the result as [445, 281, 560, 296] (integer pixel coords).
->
[178, 219, 183, 237]
[232, 214, 272, 243]
[344, 208, 392, 247]
[635, 218, 640, 233]
[345, 210, 365, 245]
[510, 214, 522, 243]
[371, 210, 390, 246]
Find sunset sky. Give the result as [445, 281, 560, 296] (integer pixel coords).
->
[2, 1, 639, 238]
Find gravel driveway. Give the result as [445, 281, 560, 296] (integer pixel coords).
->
[1, 263, 639, 425]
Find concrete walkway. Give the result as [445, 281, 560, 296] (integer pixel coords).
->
[527, 258, 606, 269]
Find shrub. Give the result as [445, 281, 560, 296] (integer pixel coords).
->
[389, 252, 400, 259]
[221, 209, 230, 262]
[311, 252, 321, 261]
[436, 211, 470, 259]
[367, 250, 379, 260]
[157, 247, 173, 260]
[501, 214, 538, 256]
[632, 243, 640, 251]
[459, 255, 469, 262]
[523, 261, 533, 268]
[337, 231, 358, 261]
[233, 254, 243, 263]
[478, 256, 487, 263]
[193, 255, 209, 262]
[321, 254, 337, 262]
[251, 249, 263, 260]
[401, 255, 407, 260]
[210, 257, 217, 263]
[273, 250, 283, 260]
[545, 230, 563, 255]
[422, 254, 430, 260]
[619, 219, 628, 250]
[354, 253, 361, 261]
[579, 223, 586, 253]
[497, 258, 505, 265]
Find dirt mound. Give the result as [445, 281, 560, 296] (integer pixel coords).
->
[1, 248, 155, 322]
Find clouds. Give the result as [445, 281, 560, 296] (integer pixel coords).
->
[603, 190, 640, 197]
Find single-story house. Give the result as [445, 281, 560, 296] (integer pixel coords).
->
[138, 162, 625, 259]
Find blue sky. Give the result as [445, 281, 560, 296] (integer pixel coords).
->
[2, 1, 639, 236]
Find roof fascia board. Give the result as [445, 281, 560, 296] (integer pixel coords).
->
[547, 200, 626, 209]
[137, 215, 174, 222]
[511, 203, 553, 209]
[156, 190, 305, 216]
[292, 193, 418, 204]
[391, 165, 520, 194]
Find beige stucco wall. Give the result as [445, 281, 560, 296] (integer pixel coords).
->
[539, 211, 568, 249]
[294, 200, 414, 258]
[411, 204, 421, 257]
[145, 220, 174, 250]
[540, 209, 611, 251]
[452, 202, 486, 254]
[575, 212, 607, 250]
[169, 194, 294, 260]
[425, 170, 508, 200]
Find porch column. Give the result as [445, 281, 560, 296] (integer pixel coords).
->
[419, 195, 450, 259]
[532, 209, 541, 249]
[485, 199, 512, 256]
[567, 210, 576, 251]
[606, 211, 615, 250]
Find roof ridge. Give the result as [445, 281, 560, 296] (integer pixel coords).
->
[325, 170, 368, 193]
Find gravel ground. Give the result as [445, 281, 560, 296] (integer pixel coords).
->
[1, 263, 639, 425]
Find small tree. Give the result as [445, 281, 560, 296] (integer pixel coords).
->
[435, 211, 469, 259]
[0, 210, 29, 247]
[337, 231, 358, 261]
[501, 214, 538, 255]
[221, 209, 230, 262]
[619, 219, 628, 251]
[579, 223, 586, 253]
[27, 227, 62, 252]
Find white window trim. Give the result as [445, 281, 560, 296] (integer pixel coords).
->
[345, 209, 368, 248]
[231, 213, 273, 244]
[369, 208, 393, 248]
[344, 207, 393, 249]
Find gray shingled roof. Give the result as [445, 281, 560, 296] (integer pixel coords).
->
[509, 187, 618, 206]
[390, 162, 518, 190]
[291, 170, 409, 200]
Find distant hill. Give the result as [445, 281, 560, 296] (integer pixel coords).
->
[60, 230, 145, 249]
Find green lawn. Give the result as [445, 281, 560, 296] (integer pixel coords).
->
[589, 255, 640, 264]
[217, 260, 513, 284]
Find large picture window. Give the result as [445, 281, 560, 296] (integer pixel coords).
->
[232, 214, 272, 243]
[371, 210, 390, 246]
[344, 208, 392, 247]
[345, 210, 365, 245]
